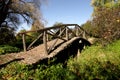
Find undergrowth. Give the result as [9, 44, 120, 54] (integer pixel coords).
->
[0, 40, 120, 80]
[0, 45, 20, 55]
[67, 40, 120, 80]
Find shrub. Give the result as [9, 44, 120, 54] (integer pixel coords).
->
[0, 62, 78, 80]
[0, 45, 20, 55]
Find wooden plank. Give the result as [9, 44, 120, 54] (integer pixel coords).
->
[22, 34, 26, 52]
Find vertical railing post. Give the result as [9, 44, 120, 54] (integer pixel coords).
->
[76, 26, 79, 36]
[43, 31, 48, 55]
[47, 34, 49, 41]
[22, 34, 26, 52]
[83, 31, 86, 39]
[59, 28, 62, 37]
[66, 26, 69, 40]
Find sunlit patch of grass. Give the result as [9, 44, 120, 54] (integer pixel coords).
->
[67, 40, 120, 80]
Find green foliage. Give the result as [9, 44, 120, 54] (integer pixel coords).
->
[0, 63, 77, 80]
[92, 7, 120, 45]
[82, 20, 99, 38]
[83, 6, 120, 45]
[90, 0, 120, 46]
[33, 64, 77, 80]
[0, 45, 20, 55]
[67, 40, 120, 80]
[1, 40, 120, 80]
[15, 30, 43, 50]
[90, 0, 120, 45]
[0, 62, 31, 80]
[0, 26, 16, 45]
[91, 0, 120, 12]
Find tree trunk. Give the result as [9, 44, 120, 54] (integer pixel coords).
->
[0, 0, 11, 26]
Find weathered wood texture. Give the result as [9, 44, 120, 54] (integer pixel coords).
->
[19, 24, 89, 53]
[48, 37, 80, 58]
[22, 34, 26, 52]
[0, 24, 91, 66]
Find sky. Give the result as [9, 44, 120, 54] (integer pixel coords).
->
[41, 0, 93, 27]
[19, 0, 93, 31]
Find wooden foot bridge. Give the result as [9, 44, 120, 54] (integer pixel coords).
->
[0, 24, 92, 66]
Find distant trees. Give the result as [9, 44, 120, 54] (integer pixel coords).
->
[92, 7, 120, 43]
[91, 0, 120, 17]
[83, 0, 120, 45]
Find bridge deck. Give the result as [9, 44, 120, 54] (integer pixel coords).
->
[0, 37, 80, 66]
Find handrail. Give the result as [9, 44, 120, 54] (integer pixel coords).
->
[18, 24, 86, 34]
[19, 24, 90, 54]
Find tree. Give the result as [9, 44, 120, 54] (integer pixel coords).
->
[91, 0, 118, 8]
[92, 7, 120, 45]
[90, 0, 120, 45]
[0, 0, 44, 29]
[91, 0, 120, 16]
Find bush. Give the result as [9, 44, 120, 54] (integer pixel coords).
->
[0, 62, 77, 80]
[0, 45, 20, 55]
[67, 40, 120, 80]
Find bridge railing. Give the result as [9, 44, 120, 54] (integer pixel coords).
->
[18, 24, 88, 55]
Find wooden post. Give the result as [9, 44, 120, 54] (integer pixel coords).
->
[66, 27, 69, 40]
[47, 34, 49, 41]
[59, 28, 62, 37]
[76, 26, 79, 36]
[43, 31, 48, 55]
[83, 31, 86, 39]
[22, 34, 26, 52]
